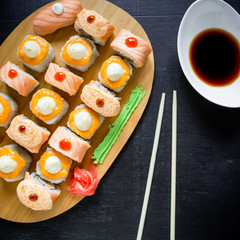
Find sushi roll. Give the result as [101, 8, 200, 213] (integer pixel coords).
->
[36, 148, 72, 184]
[110, 29, 152, 68]
[6, 115, 50, 153]
[48, 126, 91, 163]
[60, 35, 99, 72]
[17, 172, 60, 211]
[80, 80, 120, 117]
[74, 8, 115, 46]
[0, 144, 32, 182]
[32, 0, 82, 36]
[45, 63, 84, 96]
[67, 104, 104, 139]
[17, 35, 55, 73]
[98, 56, 133, 92]
[0, 93, 18, 128]
[30, 88, 69, 124]
[0, 61, 39, 96]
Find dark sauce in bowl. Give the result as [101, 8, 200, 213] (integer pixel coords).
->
[189, 28, 240, 86]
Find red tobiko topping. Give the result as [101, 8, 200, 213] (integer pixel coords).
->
[68, 162, 100, 196]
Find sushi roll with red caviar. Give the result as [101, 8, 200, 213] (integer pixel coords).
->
[0, 93, 18, 128]
[45, 63, 84, 96]
[17, 172, 61, 211]
[0, 61, 39, 96]
[0, 144, 32, 182]
[30, 88, 69, 125]
[6, 115, 50, 153]
[110, 29, 152, 68]
[60, 35, 99, 72]
[17, 35, 55, 73]
[36, 148, 72, 184]
[67, 104, 104, 139]
[98, 56, 132, 92]
[48, 126, 91, 163]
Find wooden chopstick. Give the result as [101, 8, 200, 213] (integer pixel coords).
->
[136, 93, 166, 240]
[170, 90, 177, 240]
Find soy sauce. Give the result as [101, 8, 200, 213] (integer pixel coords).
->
[189, 28, 240, 86]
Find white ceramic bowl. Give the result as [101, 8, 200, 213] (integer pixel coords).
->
[177, 0, 240, 107]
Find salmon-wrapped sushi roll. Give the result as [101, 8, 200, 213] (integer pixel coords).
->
[17, 35, 55, 73]
[60, 35, 99, 72]
[98, 56, 132, 92]
[74, 8, 115, 46]
[17, 172, 60, 211]
[30, 88, 69, 124]
[32, 0, 82, 36]
[36, 148, 72, 184]
[0, 93, 18, 128]
[67, 104, 104, 139]
[45, 63, 84, 96]
[0, 61, 39, 96]
[0, 144, 32, 182]
[6, 115, 50, 153]
[80, 80, 120, 117]
[48, 126, 91, 163]
[110, 29, 152, 68]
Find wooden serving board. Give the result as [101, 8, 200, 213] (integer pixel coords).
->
[0, 0, 154, 223]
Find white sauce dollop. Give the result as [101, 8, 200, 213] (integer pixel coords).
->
[0, 103, 3, 114]
[52, 3, 64, 15]
[0, 156, 17, 173]
[74, 111, 93, 131]
[44, 156, 63, 174]
[69, 43, 87, 60]
[37, 97, 56, 115]
[23, 41, 40, 58]
[107, 63, 124, 81]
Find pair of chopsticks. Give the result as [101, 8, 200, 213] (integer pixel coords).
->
[136, 91, 177, 240]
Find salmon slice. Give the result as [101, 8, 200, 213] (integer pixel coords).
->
[48, 126, 91, 163]
[74, 8, 115, 46]
[32, 0, 82, 36]
[17, 172, 60, 211]
[110, 29, 152, 68]
[6, 115, 50, 153]
[0, 61, 39, 96]
[45, 63, 84, 96]
[80, 80, 120, 117]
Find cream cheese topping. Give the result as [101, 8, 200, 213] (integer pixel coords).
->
[44, 156, 63, 174]
[74, 111, 93, 131]
[69, 43, 87, 60]
[37, 97, 56, 115]
[107, 63, 123, 81]
[23, 41, 40, 58]
[0, 156, 17, 173]
[52, 3, 64, 15]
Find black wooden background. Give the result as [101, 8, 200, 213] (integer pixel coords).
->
[1, 0, 240, 239]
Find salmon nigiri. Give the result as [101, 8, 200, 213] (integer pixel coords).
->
[48, 126, 91, 163]
[6, 115, 50, 153]
[32, 0, 82, 36]
[17, 172, 60, 211]
[110, 29, 152, 68]
[0, 61, 39, 96]
[45, 63, 84, 96]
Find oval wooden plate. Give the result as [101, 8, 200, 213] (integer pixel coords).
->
[0, 0, 154, 222]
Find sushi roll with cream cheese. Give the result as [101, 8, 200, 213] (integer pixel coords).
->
[36, 148, 72, 184]
[67, 104, 104, 139]
[0, 144, 32, 182]
[0, 93, 18, 128]
[60, 35, 99, 72]
[17, 35, 55, 73]
[30, 88, 69, 124]
[98, 56, 132, 92]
